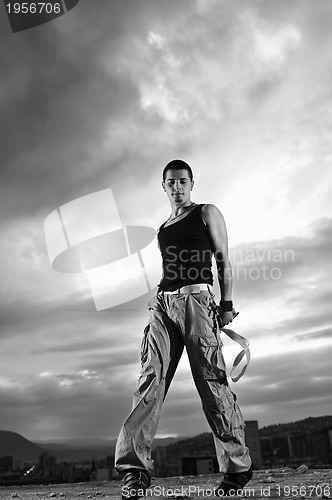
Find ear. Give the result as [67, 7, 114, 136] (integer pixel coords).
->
[162, 181, 166, 192]
[191, 180, 194, 191]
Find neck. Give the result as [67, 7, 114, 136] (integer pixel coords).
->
[169, 200, 194, 218]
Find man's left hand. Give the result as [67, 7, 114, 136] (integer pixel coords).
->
[220, 310, 234, 327]
[215, 306, 239, 329]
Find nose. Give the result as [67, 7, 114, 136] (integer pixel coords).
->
[172, 181, 183, 191]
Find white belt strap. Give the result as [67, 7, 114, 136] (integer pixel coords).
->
[221, 327, 251, 383]
[162, 283, 209, 295]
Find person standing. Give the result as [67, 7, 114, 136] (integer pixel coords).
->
[115, 159, 252, 498]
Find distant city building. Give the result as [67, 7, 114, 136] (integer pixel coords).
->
[1, 416, 330, 484]
[154, 420, 263, 476]
[13, 459, 23, 471]
[245, 421, 263, 469]
[95, 468, 112, 481]
[287, 432, 331, 465]
[39, 452, 56, 469]
[329, 430, 332, 452]
[0, 456, 13, 474]
[261, 426, 332, 468]
[182, 456, 218, 475]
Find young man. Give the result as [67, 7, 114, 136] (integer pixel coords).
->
[115, 159, 252, 498]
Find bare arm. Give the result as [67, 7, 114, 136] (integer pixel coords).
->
[201, 203, 234, 326]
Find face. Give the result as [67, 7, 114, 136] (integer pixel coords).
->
[162, 169, 194, 205]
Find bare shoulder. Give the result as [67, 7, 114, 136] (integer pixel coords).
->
[201, 203, 225, 224]
[201, 204, 229, 252]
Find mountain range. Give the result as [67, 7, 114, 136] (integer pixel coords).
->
[1, 415, 331, 463]
[0, 430, 188, 462]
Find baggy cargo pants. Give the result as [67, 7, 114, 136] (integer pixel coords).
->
[115, 289, 251, 474]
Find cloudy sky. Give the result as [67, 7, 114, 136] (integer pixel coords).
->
[1, 0, 332, 444]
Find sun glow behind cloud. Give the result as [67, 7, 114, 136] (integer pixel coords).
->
[240, 10, 302, 68]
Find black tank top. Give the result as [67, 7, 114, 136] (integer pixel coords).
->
[157, 203, 214, 291]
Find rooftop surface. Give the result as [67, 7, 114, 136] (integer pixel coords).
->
[0, 468, 331, 500]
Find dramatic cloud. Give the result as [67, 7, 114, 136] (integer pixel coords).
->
[1, 0, 332, 442]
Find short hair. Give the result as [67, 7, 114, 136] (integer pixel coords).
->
[162, 159, 193, 182]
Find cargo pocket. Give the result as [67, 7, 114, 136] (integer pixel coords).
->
[191, 292, 211, 311]
[140, 324, 150, 366]
[199, 336, 226, 381]
[222, 385, 245, 433]
[136, 323, 159, 402]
